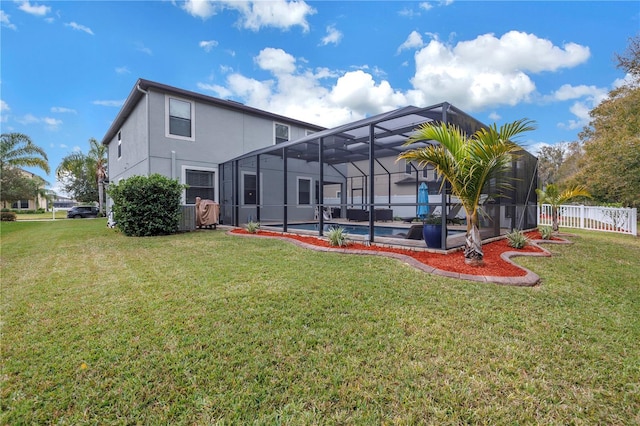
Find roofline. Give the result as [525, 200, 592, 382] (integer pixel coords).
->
[101, 78, 326, 145]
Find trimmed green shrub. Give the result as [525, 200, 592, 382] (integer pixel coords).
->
[1, 211, 17, 221]
[107, 174, 184, 237]
[506, 229, 530, 249]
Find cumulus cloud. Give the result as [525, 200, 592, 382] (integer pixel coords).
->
[181, 0, 315, 31]
[1, 100, 9, 112]
[15, 113, 62, 130]
[397, 31, 424, 53]
[196, 31, 591, 128]
[43, 117, 62, 130]
[1, 11, 17, 30]
[410, 31, 590, 110]
[547, 83, 608, 130]
[65, 21, 94, 35]
[320, 25, 343, 46]
[199, 40, 219, 52]
[17, 0, 50, 16]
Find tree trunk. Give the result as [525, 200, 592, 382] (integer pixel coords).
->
[551, 206, 559, 232]
[464, 211, 484, 266]
[98, 179, 104, 215]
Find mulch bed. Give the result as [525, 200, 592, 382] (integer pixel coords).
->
[230, 229, 565, 278]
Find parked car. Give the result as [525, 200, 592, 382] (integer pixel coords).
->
[67, 206, 99, 219]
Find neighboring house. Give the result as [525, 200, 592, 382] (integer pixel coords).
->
[2, 168, 48, 211]
[101, 79, 325, 209]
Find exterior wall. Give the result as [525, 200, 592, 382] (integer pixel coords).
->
[2, 169, 48, 210]
[107, 97, 149, 184]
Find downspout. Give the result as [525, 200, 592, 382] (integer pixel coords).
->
[135, 83, 150, 176]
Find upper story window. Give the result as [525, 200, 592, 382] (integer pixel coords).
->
[117, 131, 122, 159]
[275, 123, 289, 144]
[166, 96, 195, 140]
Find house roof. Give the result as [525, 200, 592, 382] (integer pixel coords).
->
[101, 78, 326, 146]
[229, 102, 490, 166]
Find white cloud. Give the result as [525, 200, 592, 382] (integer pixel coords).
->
[1, 11, 17, 30]
[1, 100, 9, 112]
[397, 31, 424, 53]
[410, 31, 590, 111]
[198, 31, 591, 129]
[181, 0, 315, 31]
[255, 47, 296, 75]
[488, 111, 501, 121]
[115, 66, 130, 75]
[51, 107, 77, 114]
[320, 25, 342, 46]
[17, 113, 40, 125]
[92, 100, 125, 107]
[43, 117, 62, 130]
[199, 40, 219, 52]
[419, 2, 434, 11]
[17, 1, 50, 17]
[65, 21, 94, 35]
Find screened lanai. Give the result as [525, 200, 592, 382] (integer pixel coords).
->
[219, 102, 538, 250]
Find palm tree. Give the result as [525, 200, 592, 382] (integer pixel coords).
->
[0, 133, 50, 174]
[398, 119, 536, 265]
[56, 138, 108, 214]
[536, 184, 591, 232]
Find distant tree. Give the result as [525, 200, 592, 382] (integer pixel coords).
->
[0, 133, 50, 174]
[615, 34, 640, 79]
[0, 167, 39, 206]
[56, 138, 108, 212]
[536, 144, 565, 186]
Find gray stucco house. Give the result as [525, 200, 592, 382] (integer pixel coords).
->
[101, 79, 326, 208]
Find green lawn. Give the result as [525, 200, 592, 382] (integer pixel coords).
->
[1, 220, 639, 424]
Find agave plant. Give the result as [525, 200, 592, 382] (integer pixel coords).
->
[326, 226, 348, 247]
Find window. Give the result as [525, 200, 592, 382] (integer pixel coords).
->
[405, 160, 412, 175]
[185, 169, 215, 204]
[12, 200, 29, 209]
[117, 131, 122, 159]
[243, 173, 257, 205]
[275, 123, 289, 144]
[422, 165, 434, 179]
[298, 177, 312, 205]
[167, 97, 194, 139]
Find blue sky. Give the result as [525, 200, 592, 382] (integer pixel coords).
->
[1, 0, 638, 191]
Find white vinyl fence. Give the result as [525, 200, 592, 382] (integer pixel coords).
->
[538, 204, 637, 236]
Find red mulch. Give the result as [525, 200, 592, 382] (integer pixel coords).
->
[230, 229, 557, 277]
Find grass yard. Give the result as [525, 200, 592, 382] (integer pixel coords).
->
[1, 219, 639, 424]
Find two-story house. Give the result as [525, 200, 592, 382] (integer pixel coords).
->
[101, 79, 326, 209]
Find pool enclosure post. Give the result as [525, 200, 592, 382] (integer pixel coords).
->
[283, 146, 288, 233]
[255, 154, 261, 223]
[368, 123, 375, 243]
[318, 137, 325, 236]
[441, 105, 448, 249]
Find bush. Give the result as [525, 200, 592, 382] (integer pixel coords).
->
[506, 229, 529, 249]
[1, 211, 17, 221]
[327, 226, 348, 247]
[107, 174, 184, 237]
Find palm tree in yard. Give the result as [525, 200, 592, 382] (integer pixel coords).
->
[398, 119, 536, 265]
[0, 133, 50, 174]
[56, 138, 108, 214]
[536, 183, 591, 232]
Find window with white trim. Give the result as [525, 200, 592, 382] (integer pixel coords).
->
[166, 97, 195, 140]
[185, 169, 215, 204]
[275, 123, 289, 144]
[297, 177, 312, 205]
[405, 160, 412, 175]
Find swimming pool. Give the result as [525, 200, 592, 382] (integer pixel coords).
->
[274, 222, 465, 238]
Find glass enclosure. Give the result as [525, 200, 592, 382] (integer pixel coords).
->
[220, 103, 538, 250]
